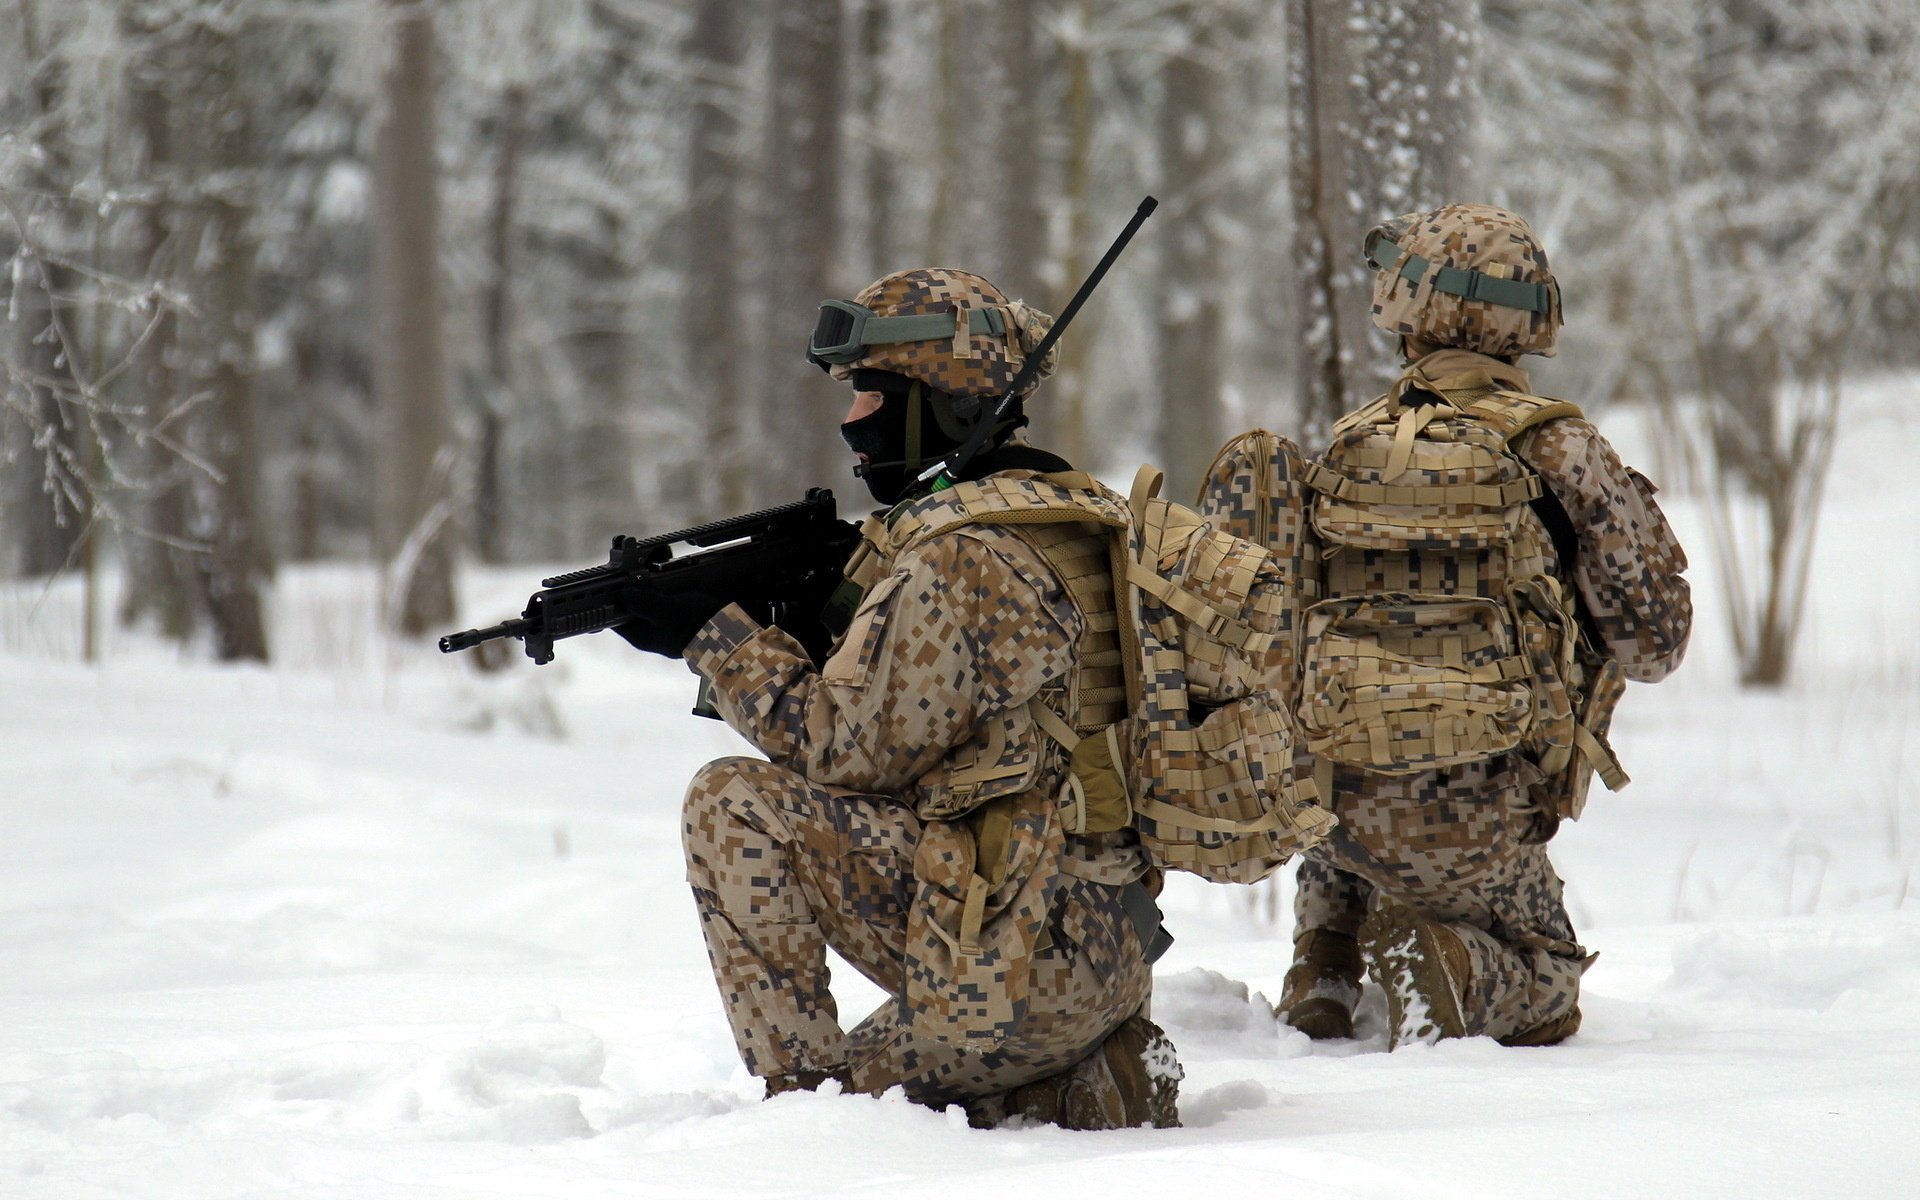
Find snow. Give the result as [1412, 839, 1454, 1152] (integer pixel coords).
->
[3, 382, 1919, 1196]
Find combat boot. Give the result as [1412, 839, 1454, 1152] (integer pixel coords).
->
[1359, 905, 1470, 1049]
[763, 1066, 852, 1097]
[1276, 929, 1364, 1040]
[994, 1014, 1183, 1130]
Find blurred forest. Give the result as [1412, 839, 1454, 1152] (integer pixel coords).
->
[3, 0, 1918, 682]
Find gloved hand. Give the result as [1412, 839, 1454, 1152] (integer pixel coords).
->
[612, 590, 724, 658]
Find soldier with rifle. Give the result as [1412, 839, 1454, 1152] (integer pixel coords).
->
[446, 206, 1186, 1127]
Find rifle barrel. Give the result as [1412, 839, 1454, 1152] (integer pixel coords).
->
[439, 617, 534, 654]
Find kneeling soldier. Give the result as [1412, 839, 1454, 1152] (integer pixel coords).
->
[1275, 206, 1692, 1048]
[619, 268, 1179, 1126]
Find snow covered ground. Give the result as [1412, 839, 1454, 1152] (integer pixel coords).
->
[2, 384, 1916, 1198]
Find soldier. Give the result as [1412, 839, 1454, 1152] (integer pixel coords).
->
[615, 268, 1180, 1127]
[1273, 204, 1693, 1048]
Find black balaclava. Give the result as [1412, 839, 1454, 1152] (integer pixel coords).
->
[839, 368, 1057, 506]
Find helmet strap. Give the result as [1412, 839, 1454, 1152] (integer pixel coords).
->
[904, 380, 924, 475]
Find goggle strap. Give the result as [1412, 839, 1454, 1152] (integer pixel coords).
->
[859, 307, 1006, 346]
[1366, 240, 1552, 314]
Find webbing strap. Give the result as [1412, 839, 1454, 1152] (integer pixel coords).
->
[1126, 561, 1257, 649]
[1132, 783, 1318, 836]
[946, 713, 1030, 789]
[1028, 697, 1083, 752]
[1574, 721, 1630, 791]
[1384, 403, 1443, 479]
[1303, 464, 1543, 508]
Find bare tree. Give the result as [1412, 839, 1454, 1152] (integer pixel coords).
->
[3, 0, 84, 579]
[474, 79, 525, 564]
[686, 0, 746, 515]
[1156, 2, 1231, 496]
[1285, 0, 1476, 439]
[371, 0, 457, 635]
[174, 9, 270, 661]
[753, 0, 843, 506]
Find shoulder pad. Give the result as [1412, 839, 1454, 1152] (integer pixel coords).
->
[1466, 389, 1585, 441]
[883, 472, 1129, 557]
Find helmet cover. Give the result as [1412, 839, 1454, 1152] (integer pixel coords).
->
[1367, 204, 1563, 358]
[826, 267, 1057, 400]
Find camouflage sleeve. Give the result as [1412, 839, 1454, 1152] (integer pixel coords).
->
[682, 526, 1082, 792]
[1522, 418, 1693, 682]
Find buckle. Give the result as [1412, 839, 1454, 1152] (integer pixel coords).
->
[1362, 227, 1398, 272]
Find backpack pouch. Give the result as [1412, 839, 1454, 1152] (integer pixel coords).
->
[1300, 592, 1536, 773]
[1129, 694, 1333, 886]
[1309, 418, 1536, 553]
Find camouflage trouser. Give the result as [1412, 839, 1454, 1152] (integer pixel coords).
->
[683, 756, 1151, 1104]
[1296, 760, 1588, 1041]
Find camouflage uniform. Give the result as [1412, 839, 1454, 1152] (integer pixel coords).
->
[680, 472, 1154, 1104]
[1293, 348, 1692, 1042]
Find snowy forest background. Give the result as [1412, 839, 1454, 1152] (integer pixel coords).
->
[5, 0, 1918, 687]
[5, 4, 1920, 1195]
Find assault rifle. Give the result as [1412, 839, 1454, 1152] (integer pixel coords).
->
[439, 489, 862, 670]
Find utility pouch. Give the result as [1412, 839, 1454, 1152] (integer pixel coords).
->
[1299, 592, 1536, 773]
[914, 706, 1046, 821]
[1127, 693, 1332, 883]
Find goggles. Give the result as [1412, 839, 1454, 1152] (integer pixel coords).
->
[1363, 227, 1554, 314]
[807, 299, 1007, 369]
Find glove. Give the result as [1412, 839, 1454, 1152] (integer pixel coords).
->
[612, 590, 724, 659]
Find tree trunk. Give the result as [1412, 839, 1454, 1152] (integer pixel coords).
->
[570, 206, 638, 551]
[687, 0, 746, 515]
[372, 0, 456, 634]
[933, 0, 1044, 303]
[858, 0, 895, 283]
[1157, 5, 1230, 498]
[475, 83, 525, 564]
[117, 13, 196, 639]
[1285, 0, 1476, 440]
[754, 0, 844, 507]
[177, 12, 269, 662]
[1036, 0, 1095, 467]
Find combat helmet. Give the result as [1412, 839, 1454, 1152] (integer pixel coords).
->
[808, 267, 1058, 401]
[1365, 204, 1563, 358]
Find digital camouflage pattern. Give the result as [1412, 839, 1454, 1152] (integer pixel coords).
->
[1369, 204, 1564, 359]
[680, 470, 1152, 1099]
[1202, 347, 1690, 1043]
[826, 268, 1057, 400]
[684, 756, 1150, 1103]
[1293, 352, 1690, 1043]
[1298, 758, 1590, 1042]
[877, 467, 1332, 886]
[1194, 430, 1321, 713]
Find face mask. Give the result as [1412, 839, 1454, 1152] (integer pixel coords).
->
[840, 395, 916, 506]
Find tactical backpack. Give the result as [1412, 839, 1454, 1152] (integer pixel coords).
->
[855, 468, 1334, 888]
[1197, 365, 1630, 831]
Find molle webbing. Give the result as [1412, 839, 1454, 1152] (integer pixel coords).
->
[1015, 520, 1128, 733]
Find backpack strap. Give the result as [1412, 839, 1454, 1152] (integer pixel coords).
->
[1465, 389, 1585, 443]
